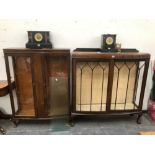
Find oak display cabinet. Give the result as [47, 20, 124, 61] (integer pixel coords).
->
[3, 48, 70, 125]
[71, 49, 150, 124]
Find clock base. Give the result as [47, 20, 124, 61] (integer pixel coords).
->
[26, 43, 52, 49]
[101, 48, 117, 53]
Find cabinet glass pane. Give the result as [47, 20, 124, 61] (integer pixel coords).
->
[8, 56, 35, 116]
[111, 61, 144, 110]
[8, 56, 18, 114]
[47, 57, 69, 116]
[76, 62, 109, 112]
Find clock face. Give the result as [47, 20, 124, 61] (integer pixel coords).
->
[105, 36, 114, 45]
[34, 33, 43, 42]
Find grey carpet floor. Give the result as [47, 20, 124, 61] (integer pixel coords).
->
[0, 114, 155, 135]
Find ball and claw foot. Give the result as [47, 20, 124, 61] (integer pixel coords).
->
[136, 113, 142, 124]
[68, 117, 75, 127]
[0, 127, 6, 135]
[11, 119, 19, 128]
[65, 122, 75, 127]
[69, 122, 75, 127]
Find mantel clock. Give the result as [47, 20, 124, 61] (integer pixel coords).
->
[26, 31, 52, 49]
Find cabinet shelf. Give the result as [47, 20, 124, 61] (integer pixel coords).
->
[15, 105, 35, 117]
[76, 102, 138, 112]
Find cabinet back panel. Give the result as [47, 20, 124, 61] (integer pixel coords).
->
[47, 57, 68, 77]
[32, 55, 47, 117]
[46, 56, 69, 116]
[48, 77, 68, 116]
[14, 57, 35, 116]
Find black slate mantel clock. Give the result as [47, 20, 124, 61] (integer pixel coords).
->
[26, 31, 52, 49]
[101, 34, 116, 52]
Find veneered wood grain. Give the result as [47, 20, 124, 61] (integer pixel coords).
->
[15, 57, 35, 116]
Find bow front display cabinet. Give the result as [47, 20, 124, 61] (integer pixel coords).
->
[3, 49, 70, 126]
[71, 49, 150, 124]
[3, 48, 150, 125]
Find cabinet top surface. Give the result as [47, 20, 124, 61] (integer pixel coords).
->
[72, 51, 150, 59]
[3, 48, 70, 53]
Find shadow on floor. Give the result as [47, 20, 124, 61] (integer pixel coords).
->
[0, 114, 155, 135]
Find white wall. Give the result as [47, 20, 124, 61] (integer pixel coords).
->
[0, 19, 155, 78]
[0, 0, 155, 111]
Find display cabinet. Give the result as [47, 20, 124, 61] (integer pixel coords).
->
[71, 49, 150, 124]
[3, 48, 70, 125]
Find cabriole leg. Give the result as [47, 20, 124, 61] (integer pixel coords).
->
[68, 115, 75, 127]
[11, 119, 19, 127]
[136, 112, 143, 124]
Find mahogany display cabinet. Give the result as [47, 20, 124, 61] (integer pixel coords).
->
[71, 49, 150, 124]
[3, 48, 70, 125]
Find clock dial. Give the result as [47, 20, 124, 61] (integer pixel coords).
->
[106, 37, 113, 45]
[34, 33, 43, 42]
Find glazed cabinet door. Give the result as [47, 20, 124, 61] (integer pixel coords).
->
[44, 54, 70, 117]
[5, 54, 36, 117]
[110, 60, 149, 112]
[73, 59, 109, 112]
